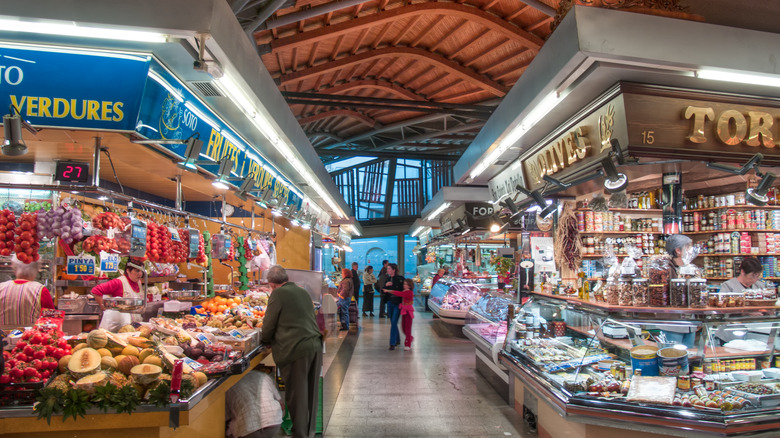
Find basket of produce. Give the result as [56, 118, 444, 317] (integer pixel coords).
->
[0, 373, 57, 406]
[103, 297, 145, 313]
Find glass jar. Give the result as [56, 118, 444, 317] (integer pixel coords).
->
[632, 278, 649, 307]
[649, 284, 668, 307]
[605, 279, 619, 305]
[670, 278, 688, 307]
[688, 278, 707, 308]
[618, 277, 634, 306]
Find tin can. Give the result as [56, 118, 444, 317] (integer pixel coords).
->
[677, 376, 691, 391]
[705, 379, 715, 391]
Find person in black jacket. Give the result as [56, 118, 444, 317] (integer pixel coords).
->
[351, 262, 361, 312]
[377, 260, 390, 318]
[381, 263, 405, 350]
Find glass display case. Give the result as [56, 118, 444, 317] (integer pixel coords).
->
[499, 292, 780, 436]
[464, 294, 512, 347]
[419, 276, 433, 296]
[428, 276, 486, 325]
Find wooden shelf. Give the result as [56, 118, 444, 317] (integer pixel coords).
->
[701, 253, 780, 257]
[580, 231, 663, 235]
[575, 208, 663, 213]
[582, 254, 657, 258]
[685, 229, 780, 235]
[684, 204, 780, 213]
[704, 276, 780, 281]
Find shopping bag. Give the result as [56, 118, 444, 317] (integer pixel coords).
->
[98, 309, 132, 332]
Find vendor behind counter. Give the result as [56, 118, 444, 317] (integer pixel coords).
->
[90, 259, 146, 327]
[719, 257, 766, 293]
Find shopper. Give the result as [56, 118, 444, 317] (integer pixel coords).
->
[377, 259, 390, 318]
[351, 262, 361, 310]
[386, 278, 415, 351]
[337, 268, 353, 330]
[261, 265, 323, 438]
[382, 263, 405, 350]
[225, 367, 283, 438]
[432, 268, 445, 286]
[720, 257, 766, 292]
[362, 265, 376, 317]
[0, 255, 55, 327]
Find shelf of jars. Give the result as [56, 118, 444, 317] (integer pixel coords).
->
[683, 205, 780, 213]
[575, 208, 663, 213]
[579, 231, 665, 235]
[685, 229, 780, 235]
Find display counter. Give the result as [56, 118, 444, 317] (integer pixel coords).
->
[500, 292, 780, 437]
[463, 294, 512, 402]
[0, 346, 270, 438]
[428, 276, 488, 325]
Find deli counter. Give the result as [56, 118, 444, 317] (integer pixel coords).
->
[428, 276, 494, 325]
[463, 294, 513, 402]
[499, 292, 780, 437]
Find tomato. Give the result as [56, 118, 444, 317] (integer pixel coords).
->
[20, 222, 31, 231]
[20, 240, 30, 250]
[16, 252, 28, 263]
[24, 247, 33, 255]
[5, 231, 13, 240]
[19, 231, 31, 240]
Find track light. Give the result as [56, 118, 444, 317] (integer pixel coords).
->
[2, 106, 28, 156]
[212, 157, 233, 189]
[543, 170, 604, 189]
[601, 157, 628, 193]
[747, 172, 777, 206]
[610, 138, 625, 165]
[257, 188, 274, 208]
[539, 202, 557, 219]
[456, 219, 471, 235]
[177, 134, 203, 169]
[706, 153, 763, 175]
[501, 198, 520, 216]
[516, 184, 557, 219]
[234, 175, 255, 201]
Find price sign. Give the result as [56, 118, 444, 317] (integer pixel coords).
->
[188, 229, 200, 259]
[181, 357, 203, 370]
[228, 329, 245, 339]
[67, 255, 95, 276]
[195, 333, 213, 346]
[130, 219, 147, 257]
[100, 252, 119, 272]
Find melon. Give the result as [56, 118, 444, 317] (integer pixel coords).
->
[130, 364, 163, 385]
[104, 331, 128, 349]
[109, 346, 124, 356]
[75, 373, 108, 394]
[142, 355, 162, 367]
[87, 330, 108, 349]
[181, 373, 198, 390]
[138, 348, 156, 363]
[114, 354, 127, 364]
[72, 343, 89, 352]
[127, 336, 154, 349]
[59, 355, 72, 373]
[121, 345, 140, 357]
[68, 348, 102, 378]
[96, 348, 112, 357]
[193, 371, 208, 388]
[118, 355, 140, 375]
[118, 324, 136, 333]
[101, 356, 118, 370]
[139, 326, 152, 339]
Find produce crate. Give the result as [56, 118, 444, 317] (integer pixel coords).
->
[215, 329, 259, 354]
[0, 374, 54, 407]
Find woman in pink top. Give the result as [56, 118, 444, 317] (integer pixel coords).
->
[0, 255, 54, 326]
[90, 259, 145, 311]
[387, 278, 415, 350]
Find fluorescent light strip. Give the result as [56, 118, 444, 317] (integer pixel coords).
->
[0, 19, 169, 43]
[221, 130, 246, 152]
[0, 42, 151, 62]
[426, 202, 451, 221]
[411, 226, 426, 237]
[184, 101, 219, 132]
[346, 224, 361, 236]
[469, 92, 561, 180]
[698, 69, 780, 88]
[148, 71, 183, 102]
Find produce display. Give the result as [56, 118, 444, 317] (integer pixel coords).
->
[1, 328, 72, 385]
[0, 209, 16, 256]
[13, 212, 39, 263]
[36, 205, 82, 244]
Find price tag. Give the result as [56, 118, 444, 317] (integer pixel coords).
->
[181, 357, 203, 370]
[195, 333, 213, 346]
[106, 228, 116, 239]
[130, 219, 147, 257]
[169, 227, 181, 242]
[228, 329, 245, 339]
[188, 229, 199, 259]
[67, 255, 95, 276]
[100, 252, 119, 272]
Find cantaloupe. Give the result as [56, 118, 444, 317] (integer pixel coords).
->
[101, 356, 118, 370]
[59, 355, 72, 373]
[139, 326, 152, 339]
[86, 330, 108, 349]
[138, 348, 155, 363]
[118, 324, 135, 333]
[193, 371, 207, 388]
[118, 355, 140, 375]
[130, 364, 163, 385]
[68, 348, 102, 378]
[121, 345, 140, 357]
[75, 373, 108, 394]
[142, 355, 162, 367]
[72, 343, 89, 352]
[96, 348, 112, 357]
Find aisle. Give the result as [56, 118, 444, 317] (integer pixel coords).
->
[323, 300, 533, 437]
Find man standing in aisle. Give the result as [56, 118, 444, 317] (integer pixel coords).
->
[377, 260, 390, 318]
[261, 265, 323, 438]
[351, 262, 361, 312]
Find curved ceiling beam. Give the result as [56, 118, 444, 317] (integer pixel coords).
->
[317, 79, 427, 101]
[307, 132, 344, 143]
[264, 2, 544, 52]
[279, 46, 508, 96]
[298, 109, 378, 128]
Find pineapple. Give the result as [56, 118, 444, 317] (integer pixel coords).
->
[109, 371, 129, 388]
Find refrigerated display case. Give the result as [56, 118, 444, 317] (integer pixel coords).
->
[500, 291, 780, 437]
[463, 293, 513, 402]
[427, 276, 486, 325]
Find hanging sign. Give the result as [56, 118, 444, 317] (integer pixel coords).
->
[188, 229, 200, 259]
[100, 252, 119, 273]
[0, 43, 150, 131]
[130, 219, 147, 258]
[67, 255, 96, 276]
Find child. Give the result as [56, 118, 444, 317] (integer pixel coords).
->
[388, 278, 415, 350]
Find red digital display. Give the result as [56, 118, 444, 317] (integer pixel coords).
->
[55, 161, 90, 183]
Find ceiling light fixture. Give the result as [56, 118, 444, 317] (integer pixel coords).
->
[601, 157, 628, 193]
[516, 185, 556, 219]
[456, 219, 471, 235]
[211, 157, 233, 190]
[698, 69, 780, 88]
[2, 105, 28, 156]
[234, 175, 256, 201]
[426, 202, 451, 221]
[706, 153, 763, 175]
[0, 18, 169, 43]
[177, 134, 204, 169]
[747, 172, 777, 206]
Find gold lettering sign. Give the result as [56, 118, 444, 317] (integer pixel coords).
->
[523, 122, 593, 186]
[683, 106, 776, 148]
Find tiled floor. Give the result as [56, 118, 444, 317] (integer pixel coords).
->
[323, 302, 535, 437]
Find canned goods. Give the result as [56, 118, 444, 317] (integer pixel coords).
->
[677, 376, 691, 391]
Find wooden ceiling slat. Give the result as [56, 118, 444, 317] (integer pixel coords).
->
[351, 28, 370, 55]
[463, 37, 509, 67]
[371, 22, 393, 49]
[389, 59, 416, 82]
[312, 72, 325, 91]
[391, 15, 421, 46]
[448, 27, 485, 60]
[308, 41, 320, 67]
[480, 48, 528, 75]
[344, 64, 361, 82]
[429, 19, 468, 53]
[426, 78, 464, 99]
[378, 0, 390, 11]
[416, 72, 449, 94]
[353, 3, 364, 17]
[325, 11, 333, 25]
[359, 58, 381, 79]
[526, 16, 553, 32]
[373, 56, 397, 80]
[330, 34, 345, 60]
[276, 51, 287, 74]
[319, 79, 426, 101]
[492, 61, 531, 80]
[409, 15, 442, 48]
[437, 88, 490, 101]
[505, 4, 530, 21]
[329, 68, 343, 87]
[482, 0, 501, 11]
[404, 64, 436, 89]
[292, 47, 299, 71]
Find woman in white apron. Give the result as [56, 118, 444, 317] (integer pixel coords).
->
[92, 260, 145, 327]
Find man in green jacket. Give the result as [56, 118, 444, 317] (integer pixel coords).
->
[261, 265, 323, 438]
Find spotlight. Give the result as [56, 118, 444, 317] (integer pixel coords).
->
[543, 170, 603, 189]
[516, 185, 557, 219]
[212, 157, 233, 189]
[456, 219, 471, 235]
[747, 172, 777, 206]
[707, 153, 763, 175]
[601, 157, 628, 193]
[610, 138, 625, 165]
[2, 106, 28, 156]
[234, 175, 255, 201]
[539, 202, 557, 219]
[177, 134, 203, 169]
[500, 198, 520, 216]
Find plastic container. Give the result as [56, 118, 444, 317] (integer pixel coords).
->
[707, 291, 745, 308]
[670, 278, 688, 307]
[658, 347, 689, 377]
[605, 279, 619, 305]
[630, 345, 659, 376]
[688, 279, 707, 308]
[632, 278, 649, 307]
[649, 284, 668, 307]
[618, 277, 634, 306]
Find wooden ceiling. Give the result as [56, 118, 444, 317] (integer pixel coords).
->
[237, 0, 560, 164]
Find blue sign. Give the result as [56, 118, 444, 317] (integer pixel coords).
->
[0, 44, 150, 131]
[67, 255, 96, 276]
[100, 252, 119, 273]
[135, 60, 302, 208]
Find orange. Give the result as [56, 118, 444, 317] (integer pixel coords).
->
[229, 302, 238, 308]
[217, 304, 227, 312]
[233, 297, 241, 304]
